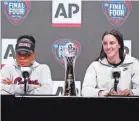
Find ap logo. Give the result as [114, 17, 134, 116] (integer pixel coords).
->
[1, 38, 17, 68]
[102, 0, 132, 27]
[52, 0, 81, 27]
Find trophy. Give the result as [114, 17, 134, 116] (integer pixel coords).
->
[63, 42, 77, 96]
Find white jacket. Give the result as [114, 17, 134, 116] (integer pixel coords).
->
[0, 61, 53, 95]
[82, 54, 139, 97]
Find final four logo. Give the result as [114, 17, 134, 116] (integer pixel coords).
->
[102, 0, 132, 27]
[52, 39, 81, 67]
[2, 0, 31, 25]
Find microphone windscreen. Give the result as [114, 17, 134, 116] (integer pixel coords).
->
[111, 68, 121, 79]
[113, 72, 120, 78]
[21, 67, 31, 78]
[22, 71, 29, 78]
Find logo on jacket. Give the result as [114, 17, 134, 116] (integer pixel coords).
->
[14, 77, 39, 85]
[102, 0, 132, 27]
[2, 0, 31, 25]
[52, 39, 81, 67]
[123, 68, 128, 71]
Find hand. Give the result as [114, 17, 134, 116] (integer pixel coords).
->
[110, 90, 119, 95]
[110, 89, 133, 96]
[98, 90, 110, 96]
[2, 79, 12, 85]
[120, 89, 133, 96]
[34, 84, 40, 89]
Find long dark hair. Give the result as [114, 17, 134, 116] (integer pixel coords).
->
[96, 29, 124, 61]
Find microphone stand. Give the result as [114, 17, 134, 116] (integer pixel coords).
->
[24, 77, 28, 95]
[114, 78, 119, 92]
[113, 71, 120, 92]
[22, 71, 30, 95]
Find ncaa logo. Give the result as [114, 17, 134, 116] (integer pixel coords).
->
[102, 0, 132, 27]
[52, 39, 81, 67]
[2, 0, 31, 25]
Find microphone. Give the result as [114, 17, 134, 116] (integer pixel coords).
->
[22, 71, 29, 79]
[20, 67, 32, 94]
[111, 68, 121, 92]
[21, 67, 31, 78]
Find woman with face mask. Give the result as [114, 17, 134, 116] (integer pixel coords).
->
[1, 35, 53, 95]
[82, 29, 139, 97]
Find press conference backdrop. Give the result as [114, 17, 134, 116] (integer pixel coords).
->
[1, 1, 139, 95]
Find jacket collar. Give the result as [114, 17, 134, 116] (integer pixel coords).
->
[13, 60, 40, 70]
[99, 54, 133, 67]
